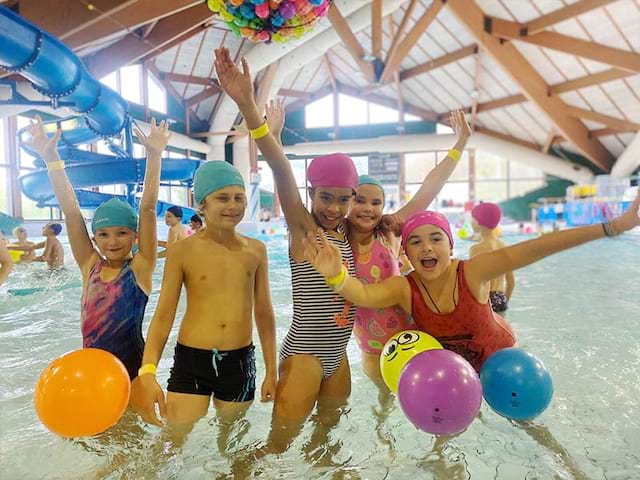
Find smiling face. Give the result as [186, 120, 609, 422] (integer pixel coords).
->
[348, 184, 384, 233]
[309, 187, 353, 230]
[199, 185, 246, 230]
[93, 226, 135, 262]
[404, 224, 453, 283]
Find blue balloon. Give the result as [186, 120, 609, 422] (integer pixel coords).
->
[480, 348, 553, 421]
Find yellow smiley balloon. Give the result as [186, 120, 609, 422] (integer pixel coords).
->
[380, 330, 443, 393]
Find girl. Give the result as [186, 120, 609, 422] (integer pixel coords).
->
[27, 116, 169, 381]
[303, 196, 640, 372]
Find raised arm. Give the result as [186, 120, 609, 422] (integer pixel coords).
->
[466, 193, 640, 285]
[253, 241, 277, 402]
[0, 236, 12, 286]
[132, 119, 169, 273]
[26, 117, 96, 271]
[214, 48, 313, 234]
[390, 110, 471, 224]
[302, 229, 411, 311]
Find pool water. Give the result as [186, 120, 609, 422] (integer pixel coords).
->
[1, 229, 639, 479]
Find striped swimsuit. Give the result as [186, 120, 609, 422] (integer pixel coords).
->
[280, 224, 356, 379]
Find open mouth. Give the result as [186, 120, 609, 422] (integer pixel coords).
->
[421, 258, 438, 270]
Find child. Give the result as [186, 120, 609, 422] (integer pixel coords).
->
[10, 223, 65, 269]
[25, 116, 167, 381]
[131, 161, 277, 435]
[469, 203, 514, 312]
[11, 226, 35, 262]
[162, 206, 188, 246]
[189, 213, 203, 233]
[0, 232, 12, 286]
[303, 193, 640, 373]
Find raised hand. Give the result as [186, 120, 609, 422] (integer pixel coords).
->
[26, 115, 61, 162]
[302, 229, 343, 278]
[265, 99, 285, 139]
[214, 47, 254, 107]
[133, 118, 171, 157]
[449, 109, 471, 143]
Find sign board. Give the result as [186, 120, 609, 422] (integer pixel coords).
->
[368, 153, 400, 184]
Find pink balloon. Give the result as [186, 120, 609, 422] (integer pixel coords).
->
[256, 3, 270, 18]
[398, 349, 482, 436]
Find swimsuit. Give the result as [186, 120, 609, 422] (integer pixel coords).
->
[407, 261, 516, 372]
[167, 343, 256, 402]
[353, 234, 413, 354]
[280, 223, 356, 379]
[81, 259, 148, 379]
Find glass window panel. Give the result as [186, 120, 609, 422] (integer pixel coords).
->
[475, 181, 509, 203]
[338, 94, 367, 126]
[100, 72, 118, 91]
[0, 118, 6, 165]
[171, 186, 188, 206]
[405, 152, 436, 184]
[147, 74, 167, 114]
[369, 103, 399, 124]
[258, 161, 274, 194]
[305, 94, 333, 128]
[509, 160, 545, 180]
[404, 113, 421, 122]
[0, 167, 10, 213]
[436, 182, 469, 207]
[475, 151, 508, 179]
[290, 158, 307, 188]
[351, 155, 368, 175]
[159, 186, 171, 203]
[120, 65, 141, 104]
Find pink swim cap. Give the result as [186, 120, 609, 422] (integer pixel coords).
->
[307, 153, 358, 190]
[402, 211, 454, 248]
[472, 203, 502, 229]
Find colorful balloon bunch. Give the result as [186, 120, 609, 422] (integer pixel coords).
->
[207, 0, 331, 43]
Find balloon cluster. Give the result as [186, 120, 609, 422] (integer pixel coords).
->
[207, 0, 331, 43]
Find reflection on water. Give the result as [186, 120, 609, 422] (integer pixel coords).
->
[1, 232, 639, 479]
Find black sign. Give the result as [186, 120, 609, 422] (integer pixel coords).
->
[368, 153, 400, 184]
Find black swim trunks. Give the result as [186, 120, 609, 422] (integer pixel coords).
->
[489, 291, 508, 313]
[167, 343, 256, 402]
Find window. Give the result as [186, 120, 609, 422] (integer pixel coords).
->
[405, 152, 436, 184]
[305, 94, 334, 128]
[476, 151, 508, 180]
[405, 112, 421, 122]
[120, 65, 142, 104]
[369, 103, 399, 124]
[475, 181, 509, 203]
[338, 94, 367, 126]
[100, 72, 117, 91]
[0, 118, 6, 165]
[0, 166, 10, 213]
[147, 74, 167, 114]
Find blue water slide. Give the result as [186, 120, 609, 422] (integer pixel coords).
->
[0, 7, 126, 137]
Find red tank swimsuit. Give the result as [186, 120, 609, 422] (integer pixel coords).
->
[407, 261, 516, 372]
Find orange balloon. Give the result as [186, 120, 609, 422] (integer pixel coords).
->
[34, 348, 130, 437]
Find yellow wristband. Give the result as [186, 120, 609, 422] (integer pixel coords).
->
[137, 363, 157, 377]
[46, 161, 65, 172]
[326, 265, 347, 287]
[250, 122, 270, 140]
[447, 149, 462, 162]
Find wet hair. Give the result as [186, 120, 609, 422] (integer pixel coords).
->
[48, 223, 62, 235]
[190, 214, 203, 225]
[167, 206, 183, 219]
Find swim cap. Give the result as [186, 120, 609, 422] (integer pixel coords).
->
[49, 223, 62, 235]
[194, 161, 245, 205]
[167, 205, 183, 219]
[402, 211, 453, 248]
[472, 203, 501, 229]
[307, 153, 358, 191]
[91, 198, 138, 234]
[358, 175, 385, 200]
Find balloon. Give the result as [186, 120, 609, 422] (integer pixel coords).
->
[255, 3, 270, 18]
[207, 0, 224, 12]
[398, 350, 483, 435]
[279, 1, 296, 19]
[380, 330, 442, 393]
[34, 348, 130, 437]
[480, 348, 553, 421]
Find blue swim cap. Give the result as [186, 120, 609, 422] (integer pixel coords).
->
[194, 161, 245, 205]
[358, 175, 385, 200]
[91, 198, 138, 234]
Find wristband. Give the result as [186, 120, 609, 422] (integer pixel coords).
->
[447, 149, 462, 162]
[46, 161, 65, 172]
[137, 363, 157, 377]
[250, 122, 270, 140]
[326, 265, 347, 287]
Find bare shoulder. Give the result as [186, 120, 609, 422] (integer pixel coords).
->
[244, 236, 267, 256]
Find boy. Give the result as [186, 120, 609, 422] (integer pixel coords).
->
[158, 206, 189, 258]
[10, 222, 65, 269]
[469, 203, 514, 312]
[189, 214, 203, 233]
[132, 161, 277, 439]
[11, 226, 35, 262]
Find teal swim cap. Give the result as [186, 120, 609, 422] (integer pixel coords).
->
[91, 198, 138, 234]
[358, 175, 385, 200]
[194, 161, 245, 205]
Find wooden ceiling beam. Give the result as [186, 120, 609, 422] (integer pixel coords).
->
[146, 62, 202, 125]
[63, 0, 203, 51]
[383, 0, 418, 74]
[87, 3, 213, 79]
[487, 17, 640, 74]
[524, 0, 618, 36]
[184, 86, 221, 107]
[159, 72, 218, 86]
[278, 89, 311, 99]
[324, 53, 338, 93]
[447, 0, 613, 171]
[372, 0, 383, 60]
[399, 44, 478, 81]
[565, 106, 640, 132]
[475, 126, 540, 151]
[380, 0, 445, 83]
[328, 5, 374, 81]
